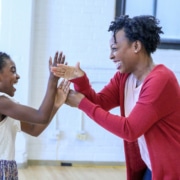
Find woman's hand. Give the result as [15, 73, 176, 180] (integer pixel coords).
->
[65, 89, 85, 107]
[51, 62, 84, 80]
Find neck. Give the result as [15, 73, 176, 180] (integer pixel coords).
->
[134, 57, 155, 85]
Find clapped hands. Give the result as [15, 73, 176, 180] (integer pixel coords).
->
[49, 51, 66, 81]
[50, 51, 85, 108]
[65, 90, 85, 108]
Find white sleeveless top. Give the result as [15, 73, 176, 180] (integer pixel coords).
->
[0, 93, 21, 160]
[124, 74, 152, 170]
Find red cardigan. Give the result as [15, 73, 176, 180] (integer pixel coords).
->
[71, 65, 180, 180]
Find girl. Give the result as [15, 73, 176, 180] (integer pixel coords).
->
[0, 51, 70, 179]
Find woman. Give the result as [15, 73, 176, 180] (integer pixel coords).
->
[51, 15, 180, 180]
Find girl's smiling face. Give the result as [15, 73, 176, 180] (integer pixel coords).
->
[0, 59, 20, 96]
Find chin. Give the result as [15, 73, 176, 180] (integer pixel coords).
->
[118, 69, 125, 74]
[119, 68, 129, 74]
[8, 92, 15, 97]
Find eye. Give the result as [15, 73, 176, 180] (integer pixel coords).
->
[11, 67, 16, 74]
[111, 47, 117, 52]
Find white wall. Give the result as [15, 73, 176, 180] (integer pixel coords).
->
[0, 0, 180, 166]
[0, 0, 34, 165]
[26, 0, 125, 164]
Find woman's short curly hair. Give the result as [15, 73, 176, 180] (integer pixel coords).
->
[108, 15, 163, 55]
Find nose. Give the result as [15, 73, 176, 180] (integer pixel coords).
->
[16, 73, 20, 79]
[109, 51, 114, 60]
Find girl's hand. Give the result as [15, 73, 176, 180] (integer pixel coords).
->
[54, 79, 71, 108]
[49, 51, 66, 80]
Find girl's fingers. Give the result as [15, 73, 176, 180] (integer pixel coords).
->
[58, 79, 65, 89]
[53, 51, 58, 65]
[53, 51, 66, 66]
[57, 51, 63, 64]
[59, 55, 65, 64]
[59, 80, 70, 94]
[49, 57, 52, 66]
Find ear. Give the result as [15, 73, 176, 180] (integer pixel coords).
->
[133, 40, 142, 53]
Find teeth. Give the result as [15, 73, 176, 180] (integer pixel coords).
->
[13, 83, 17, 88]
[115, 61, 121, 68]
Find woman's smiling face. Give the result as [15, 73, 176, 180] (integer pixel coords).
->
[109, 29, 138, 74]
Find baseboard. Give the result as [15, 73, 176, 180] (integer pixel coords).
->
[17, 162, 28, 169]
[18, 160, 125, 168]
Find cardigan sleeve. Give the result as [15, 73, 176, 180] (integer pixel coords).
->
[78, 97, 158, 141]
[71, 72, 125, 111]
[78, 66, 179, 141]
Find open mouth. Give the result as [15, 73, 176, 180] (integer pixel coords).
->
[13, 81, 18, 91]
[114, 61, 121, 70]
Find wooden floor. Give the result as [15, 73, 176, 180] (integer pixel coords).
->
[18, 165, 126, 180]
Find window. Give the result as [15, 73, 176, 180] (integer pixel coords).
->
[115, 0, 180, 49]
